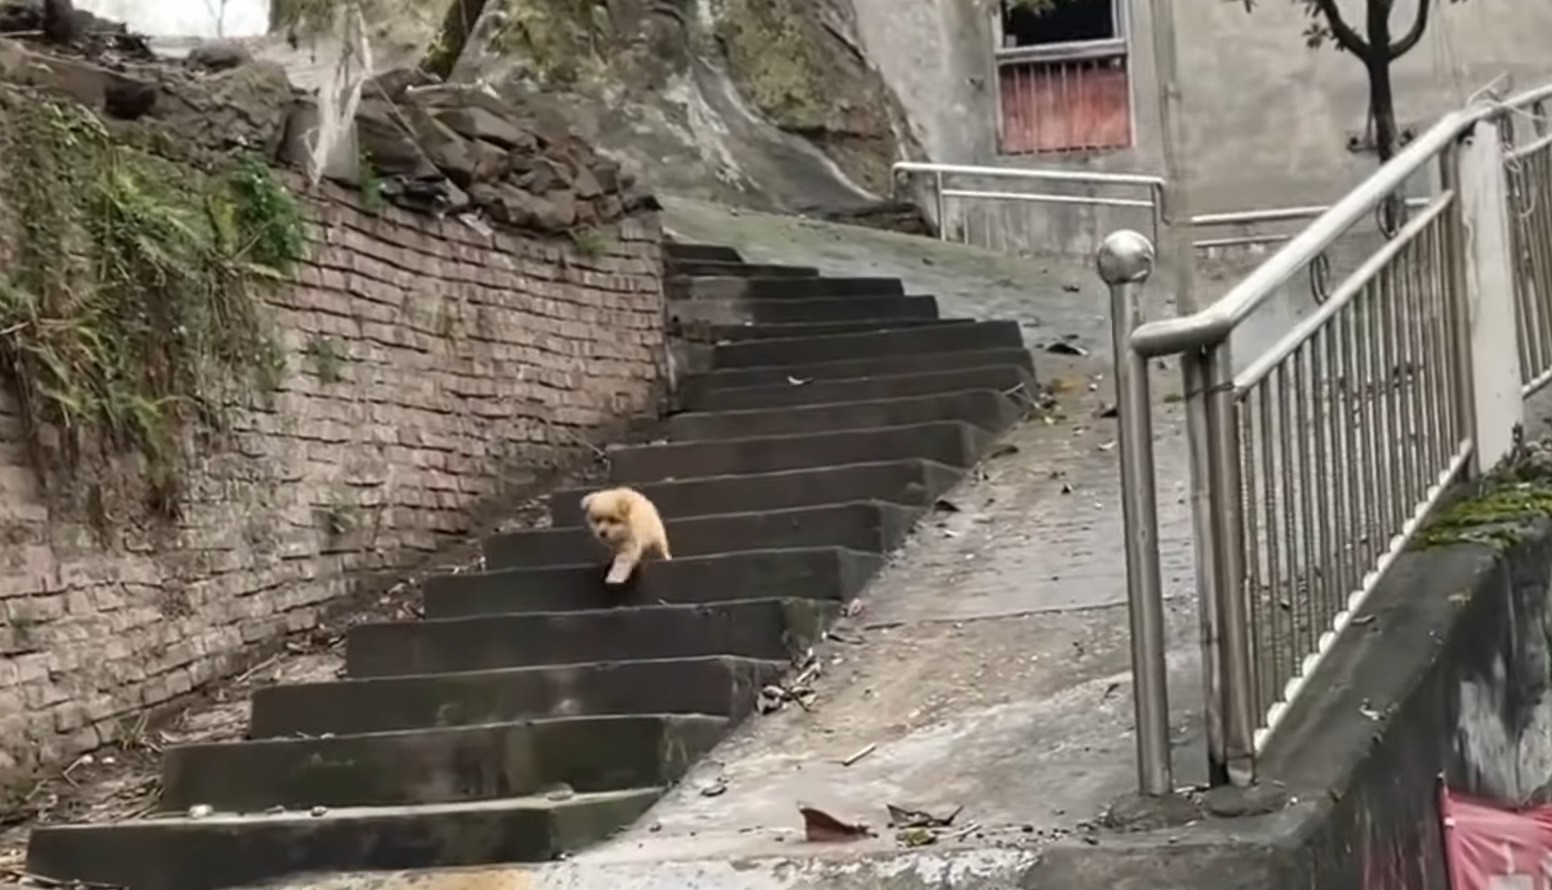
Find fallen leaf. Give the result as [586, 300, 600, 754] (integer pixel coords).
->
[1045, 341, 1089, 357]
[988, 444, 1020, 459]
[801, 806, 871, 842]
[700, 778, 729, 797]
[932, 498, 961, 513]
[897, 826, 937, 847]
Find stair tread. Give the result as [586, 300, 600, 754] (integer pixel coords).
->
[33, 786, 660, 828]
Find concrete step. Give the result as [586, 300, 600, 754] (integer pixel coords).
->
[687, 364, 1033, 412]
[159, 714, 726, 814]
[665, 242, 741, 263]
[669, 294, 939, 326]
[670, 276, 904, 301]
[250, 656, 785, 739]
[345, 598, 836, 678]
[678, 346, 1035, 398]
[608, 421, 995, 482]
[712, 320, 1025, 368]
[667, 389, 1023, 440]
[708, 318, 972, 342]
[27, 789, 660, 890]
[551, 460, 961, 524]
[484, 500, 923, 570]
[665, 260, 818, 278]
[425, 547, 884, 618]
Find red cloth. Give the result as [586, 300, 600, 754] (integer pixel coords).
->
[1442, 786, 1552, 888]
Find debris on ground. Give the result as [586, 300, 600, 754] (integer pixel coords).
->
[886, 803, 963, 829]
[1045, 341, 1090, 357]
[800, 806, 872, 842]
[757, 657, 823, 714]
[840, 743, 876, 767]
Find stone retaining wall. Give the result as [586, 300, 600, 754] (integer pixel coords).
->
[0, 178, 665, 777]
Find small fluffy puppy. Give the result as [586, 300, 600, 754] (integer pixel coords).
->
[581, 487, 672, 585]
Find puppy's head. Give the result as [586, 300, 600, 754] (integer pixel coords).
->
[581, 488, 634, 547]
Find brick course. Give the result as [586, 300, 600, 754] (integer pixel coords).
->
[0, 178, 665, 776]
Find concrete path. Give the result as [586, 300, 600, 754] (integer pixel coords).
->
[253, 201, 1219, 889]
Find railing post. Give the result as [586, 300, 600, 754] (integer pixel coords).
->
[1204, 340, 1258, 785]
[1098, 230, 1173, 797]
[1183, 341, 1257, 788]
[1180, 349, 1224, 785]
[934, 171, 948, 242]
[1449, 118, 1525, 474]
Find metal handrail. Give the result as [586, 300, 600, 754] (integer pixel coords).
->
[1133, 81, 1552, 359]
[890, 161, 1168, 248]
[1099, 77, 1552, 796]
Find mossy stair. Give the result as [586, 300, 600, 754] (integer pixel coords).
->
[25, 240, 1037, 890]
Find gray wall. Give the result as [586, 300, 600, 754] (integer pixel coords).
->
[854, 0, 1552, 257]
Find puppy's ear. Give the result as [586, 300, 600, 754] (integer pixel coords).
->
[579, 492, 595, 513]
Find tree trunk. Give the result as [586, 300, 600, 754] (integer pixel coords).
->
[418, 0, 493, 81]
[1367, 54, 1399, 163]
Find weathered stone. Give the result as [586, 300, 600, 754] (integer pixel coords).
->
[185, 41, 251, 72]
[356, 99, 439, 178]
[406, 107, 480, 185]
[623, 187, 662, 212]
[591, 159, 621, 194]
[433, 106, 536, 152]
[543, 189, 578, 230]
[573, 166, 603, 199]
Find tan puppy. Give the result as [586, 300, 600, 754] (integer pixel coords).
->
[581, 487, 672, 585]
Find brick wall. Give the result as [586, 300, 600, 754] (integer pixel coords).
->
[0, 179, 666, 776]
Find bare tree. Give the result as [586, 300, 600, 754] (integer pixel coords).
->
[1236, 0, 1466, 164]
[203, 0, 231, 38]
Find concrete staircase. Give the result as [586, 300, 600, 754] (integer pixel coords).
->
[25, 241, 1037, 890]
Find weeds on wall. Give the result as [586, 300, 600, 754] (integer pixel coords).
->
[0, 95, 306, 523]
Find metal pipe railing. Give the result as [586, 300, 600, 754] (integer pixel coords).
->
[1097, 230, 1171, 797]
[890, 161, 1167, 250]
[1102, 79, 1552, 791]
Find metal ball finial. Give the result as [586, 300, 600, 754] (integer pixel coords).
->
[1097, 230, 1157, 285]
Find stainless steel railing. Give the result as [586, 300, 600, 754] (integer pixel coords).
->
[891, 159, 1429, 260]
[1507, 98, 1552, 394]
[1100, 79, 1552, 793]
[890, 161, 1167, 252]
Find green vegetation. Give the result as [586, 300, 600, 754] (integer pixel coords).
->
[710, 0, 827, 132]
[1414, 441, 1552, 551]
[0, 94, 305, 521]
[569, 226, 609, 257]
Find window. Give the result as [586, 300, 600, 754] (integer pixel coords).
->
[994, 0, 1134, 155]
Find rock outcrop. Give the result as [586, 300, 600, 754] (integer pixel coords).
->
[299, 70, 658, 230]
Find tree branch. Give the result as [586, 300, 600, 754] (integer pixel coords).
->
[1389, 0, 1431, 60]
[1310, 0, 1371, 56]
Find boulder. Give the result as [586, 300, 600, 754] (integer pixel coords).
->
[433, 105, 536, 152]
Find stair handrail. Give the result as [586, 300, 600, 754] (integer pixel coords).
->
[1101, 76, 1552, 795]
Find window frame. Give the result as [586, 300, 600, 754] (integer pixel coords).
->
[991, 0, 1137, 156]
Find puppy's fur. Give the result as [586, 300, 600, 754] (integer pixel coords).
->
[581, 487, 672, 585]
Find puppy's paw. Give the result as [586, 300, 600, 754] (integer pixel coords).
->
[604, 559, 635, 586]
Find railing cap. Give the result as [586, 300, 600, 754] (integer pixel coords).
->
[1097, 230, 1156, 285]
